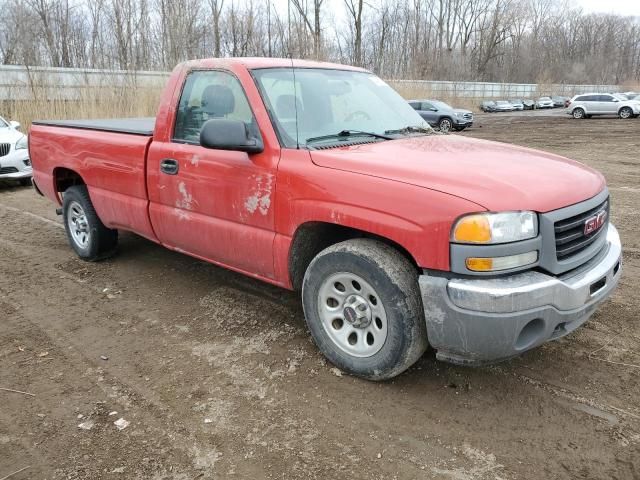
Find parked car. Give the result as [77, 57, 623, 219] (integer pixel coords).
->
[509, 99, 524, 111]
[567, 93, 640, 119]
[551, 96, 568, 108]
[29, 57, 621, 380]
[494, 100, 515, 112]
[408, 99, 473, 132]
[0, 115, 32, 186]
[536, 97, 554, 109]
[480, 100, 497, 112]
[621, 92, 639, 100]
[522, 99, 535, 110]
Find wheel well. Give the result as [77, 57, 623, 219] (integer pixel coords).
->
[53, 167, 85, 193]
[288, 222, 419, 291]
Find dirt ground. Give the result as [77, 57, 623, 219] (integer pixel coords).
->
[1, 113, 639, 480]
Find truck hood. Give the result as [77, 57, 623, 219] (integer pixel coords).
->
[309, 134, 605, 213]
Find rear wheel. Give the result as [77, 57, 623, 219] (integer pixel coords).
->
[619, 107, 633, 119]
[302, 239, 428, 381]
[572, 108, 585, 119]
[438, 117, 453, 133]
[62, 185, 118, 261]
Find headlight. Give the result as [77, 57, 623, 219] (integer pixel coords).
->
[16, 135, 28, 150]
[452, 211, 538, 244]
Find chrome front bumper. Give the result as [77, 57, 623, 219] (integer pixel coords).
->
[419, 224, 622, 365]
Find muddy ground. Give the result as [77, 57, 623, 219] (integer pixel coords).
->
[1, 114, 639, 480]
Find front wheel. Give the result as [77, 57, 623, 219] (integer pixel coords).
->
[619, 107, 633, 119]
[438, 117, 452, 133]
[302, 239, 428, 381]
[62, 185, 118, 261]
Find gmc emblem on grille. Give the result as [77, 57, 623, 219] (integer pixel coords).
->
[584, 210, 607, 235]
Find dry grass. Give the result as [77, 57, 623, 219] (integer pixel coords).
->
[2, 86, 162, 131]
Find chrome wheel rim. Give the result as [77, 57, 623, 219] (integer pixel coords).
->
[440, 119, 451, 132]
[620, 108, 631, 119]
[573, 109, 583, 119]
[67, 201, 90, 248]
[317, 272, 388, 358]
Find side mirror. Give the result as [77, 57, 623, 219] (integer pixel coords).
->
[200, 119, 263, 154]
[10, 121, 20, 130]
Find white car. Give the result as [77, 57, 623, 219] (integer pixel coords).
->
[0, 116, 32, 185]
[536, 97, 554, 109]
[566, 93, 640, 119]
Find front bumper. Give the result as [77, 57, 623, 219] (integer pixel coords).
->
[419, 224, 622, 365]
[453, 119, 473, 127]
[0, 149, 32, 180]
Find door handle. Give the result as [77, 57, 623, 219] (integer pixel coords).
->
[160, 158, 179, 175]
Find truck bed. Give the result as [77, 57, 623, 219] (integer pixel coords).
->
[32, 117, 155, 136]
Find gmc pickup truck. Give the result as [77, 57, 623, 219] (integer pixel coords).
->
[30, 58, 621, 380]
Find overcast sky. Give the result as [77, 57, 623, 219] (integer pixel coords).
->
[573, 0, 640, 16]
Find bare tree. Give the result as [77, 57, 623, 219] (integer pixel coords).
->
[0, 0, 639, 84]
[343, 0, 364, 66]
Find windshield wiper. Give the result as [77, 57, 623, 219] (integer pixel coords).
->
[306, 129, 393, 144]
[384, 125, 434, 135]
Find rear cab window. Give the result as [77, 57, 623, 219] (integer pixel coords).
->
[173, 70, 258, 144]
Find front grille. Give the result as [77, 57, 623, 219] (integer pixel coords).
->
[0, 166, 19, 174]
[554, 199, 609, 260]
[0, 143, 10, 157]
[462, 113, 473, 120]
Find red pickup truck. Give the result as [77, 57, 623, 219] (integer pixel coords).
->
[30, 58, 621, 380]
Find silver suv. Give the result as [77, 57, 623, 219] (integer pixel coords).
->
[567, 93, 640, 119]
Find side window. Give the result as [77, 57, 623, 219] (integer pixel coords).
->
[409, 102, 420, 110]
[422, 102, 434, 110]
[598, 95, 613, 102]
[174, 70, 256, 143]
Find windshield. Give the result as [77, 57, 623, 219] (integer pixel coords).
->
[539, 97, 551, 101]
[613, 94, 627, 101]
[252, 68, 432, 148]
[430, 100, 452, 110]
[496, 101, 509, 105]
[0, 116, 8, 128]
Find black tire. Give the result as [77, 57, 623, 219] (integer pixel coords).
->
[438, 117, 453, 133]
[619, 107, 633, 119]
[572, 108, 585, 119]
[62, 185, 118, 261]
[18, 178, 31, 187]
[302, 239, 428, 381]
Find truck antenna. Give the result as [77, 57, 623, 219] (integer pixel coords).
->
[290, 54, 300, 150]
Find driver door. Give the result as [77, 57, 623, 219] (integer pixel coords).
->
[147, 70, 279, 279]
